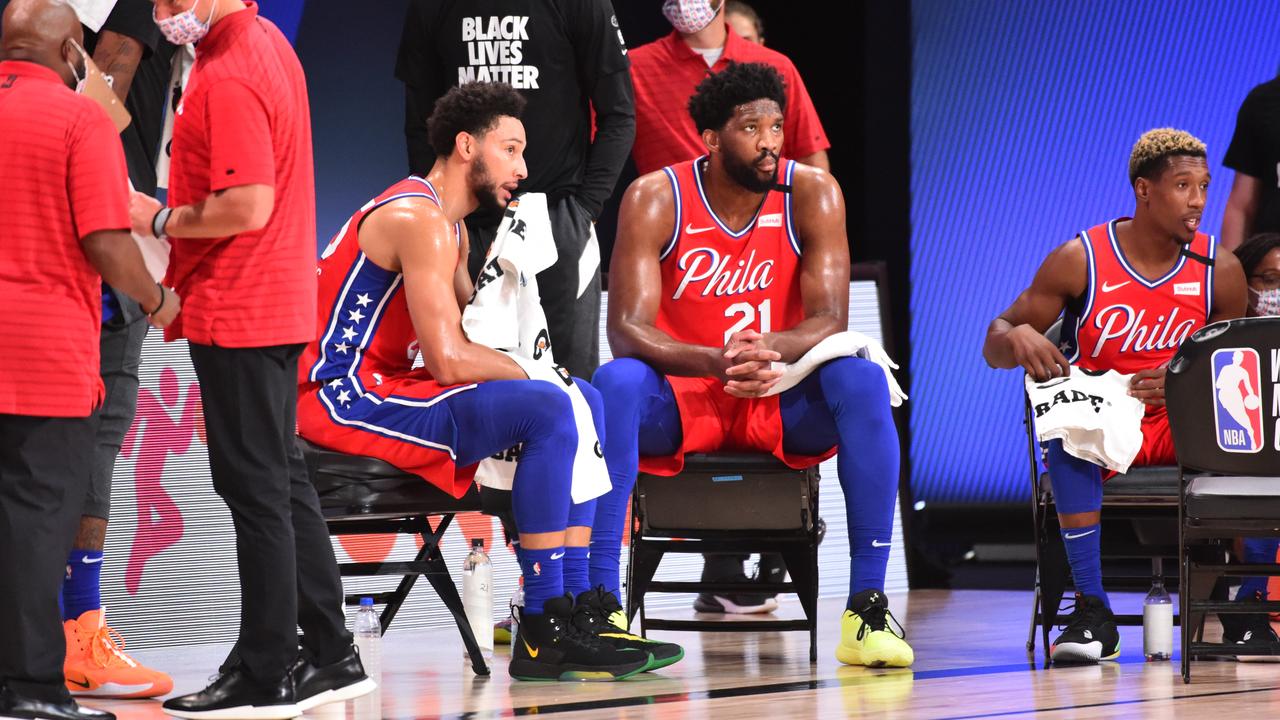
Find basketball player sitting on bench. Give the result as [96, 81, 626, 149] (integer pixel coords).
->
[983, 128, 1247, 663]
[589, 61, 913, 668]
[295, 82, 678, 681]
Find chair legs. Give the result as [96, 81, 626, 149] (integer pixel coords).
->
[779, 544, 819, 662]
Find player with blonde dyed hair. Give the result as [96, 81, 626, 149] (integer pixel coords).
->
[983, 128, 1246, 663]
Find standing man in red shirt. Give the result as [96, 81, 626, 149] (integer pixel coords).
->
[629, 0, 829, 176]
[129, 0, 372, 717]
[0, 2, 178, 718]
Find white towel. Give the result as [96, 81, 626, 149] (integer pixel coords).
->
[764, 330, 908, 407]
[461, 194, 611, 504]
[1025, 369, 1145, 474]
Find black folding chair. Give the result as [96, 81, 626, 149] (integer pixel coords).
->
[1165, 317, 1280, 682]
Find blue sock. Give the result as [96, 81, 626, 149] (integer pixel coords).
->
[519, 547, 564, 616]
[778, 358, 899, 598]
[1239, 537, 1280, 600]
[1061, 523, 1108, 608]
[564, 546, 591, 598]
[63, 549, 103, 621]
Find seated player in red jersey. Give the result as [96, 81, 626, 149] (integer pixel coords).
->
[590, 62, 913, 668]
[984, 129, 1248, 663]
[296, 82, 679, 681]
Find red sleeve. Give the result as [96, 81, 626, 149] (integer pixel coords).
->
[67, 103, 130, 240]
[204, 79, 275, 191]
[778, 60, 830, 159]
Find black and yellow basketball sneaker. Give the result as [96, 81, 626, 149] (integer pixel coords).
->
[572, 587, 685, 670]
[509, 594, 652, 681]
[1050, 593, 1120, 664]
[836, 589, 914, 668]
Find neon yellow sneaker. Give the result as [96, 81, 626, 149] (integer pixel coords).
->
[574, 587, 685, 670]
[836, 590, 913, 668]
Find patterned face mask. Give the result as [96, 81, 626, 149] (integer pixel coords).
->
[1249, 286, 1280, 317]
[662, 0, 719, 35]
[153, 0, 215, 46]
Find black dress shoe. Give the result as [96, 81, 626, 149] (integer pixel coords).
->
[289, 646, 376, 712]
[161, 667, 298, 719]
[0, 686, 114, 720]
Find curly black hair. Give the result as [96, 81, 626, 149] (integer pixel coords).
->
[1236, 232, 1280, 276]
[687, 61, 787, 133]
[427, 82, 527, 158]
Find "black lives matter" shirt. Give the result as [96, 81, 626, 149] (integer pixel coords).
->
[1225, 76, 1280, 235]
[395, 0, 634, 219]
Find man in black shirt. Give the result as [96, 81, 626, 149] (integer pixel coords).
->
[1223, 74, 1280, 250]
[396, 0, 635, 380]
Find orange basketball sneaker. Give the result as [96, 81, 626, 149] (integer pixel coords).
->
[63, 608, 174, 698]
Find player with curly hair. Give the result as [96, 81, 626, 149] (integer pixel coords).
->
[983, 128, 1247, 663]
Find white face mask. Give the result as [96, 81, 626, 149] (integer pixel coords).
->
[153, 0, 216, 46]
[65, 38, 88, 92]
[1249, 286, 1280, 317]
[662, 0, 719, 35]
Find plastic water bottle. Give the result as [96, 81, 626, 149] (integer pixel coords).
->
[1143, 574, 1173, 660]
[463, 538, 494, 660]
[353, 597, 382, 687]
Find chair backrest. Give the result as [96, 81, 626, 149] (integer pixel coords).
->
[1166, 317, 1280, 475]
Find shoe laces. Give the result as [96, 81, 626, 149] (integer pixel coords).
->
[1057, 596, 1106, 633]
[854, 603, 906, 642]
[89, 625, 138, 669]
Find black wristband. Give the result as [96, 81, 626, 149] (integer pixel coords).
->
[151, 207, 172, 239]
[147, 283, 166, 316]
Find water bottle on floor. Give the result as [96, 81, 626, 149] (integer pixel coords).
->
[463, 538, 494, 661]
[1143, 567, 1173, 661]
[354, 597, 382, 687]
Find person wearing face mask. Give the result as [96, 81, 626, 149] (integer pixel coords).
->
[628, 0, 829, 179]
[1211, 231, 1280, 660]
[126, 0, 373, 717]
[0, 1, 181, 718]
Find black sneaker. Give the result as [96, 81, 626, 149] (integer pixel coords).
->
[0, 686, 114, 720]
[1050, 593, 1121, 664]
[161, 666, 298, 719]
[754, 553, 788, 602]
[1220, 591, 1280, 662]
[694, 572, 780, 614]
[509, 594, 652, 681]
[290, 645, 377, 712]
[572, 587, 685, 670]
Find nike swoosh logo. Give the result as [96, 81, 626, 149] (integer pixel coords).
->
[523, 639, 539, 658]
[66, 676, 92, 690]
[550, 551, 565, 560]
[80, 556, 104, 564]
[1100, 281, 1130, 292]
[684, 223, 716, 235]
[871, 540, 891, 547]
[1064, 529, 1097, 540]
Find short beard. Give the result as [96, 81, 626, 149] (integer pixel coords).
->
[468, 156, 506, 214]
[722, 150, 778, 193]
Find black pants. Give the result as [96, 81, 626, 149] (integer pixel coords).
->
[188, 343, 351, 682]
[466, 194, 602, 380]
[0, 413, 96, 702]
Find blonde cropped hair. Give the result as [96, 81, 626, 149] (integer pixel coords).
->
[1128, 128, 1207, 185]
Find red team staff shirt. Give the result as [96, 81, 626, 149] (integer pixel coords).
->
[0, 60, 130, 417]
[628, 25, 830, 176]
[165, 1, 316, 347]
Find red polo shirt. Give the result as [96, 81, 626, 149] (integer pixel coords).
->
[0, 60, 129, 417]
[629, 26, 830, 176]
[165, 1, 316, 347]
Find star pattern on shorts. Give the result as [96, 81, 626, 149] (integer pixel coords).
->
[341, 326, 357, 341]
[334, 341, 351, 355]
[336, 389, 352, 406]
[355, 293, 373, 308]
[347, 308, 365, 324]
[327, 378, 344, 389]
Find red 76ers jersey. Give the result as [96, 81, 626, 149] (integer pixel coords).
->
[655, 157, 805, 349]
[1062, 218, 1214, 375]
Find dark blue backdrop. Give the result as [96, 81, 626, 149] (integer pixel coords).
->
[910, 0, 1280, 504]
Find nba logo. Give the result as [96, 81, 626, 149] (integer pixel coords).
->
[1210, 348, 1264, 453]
